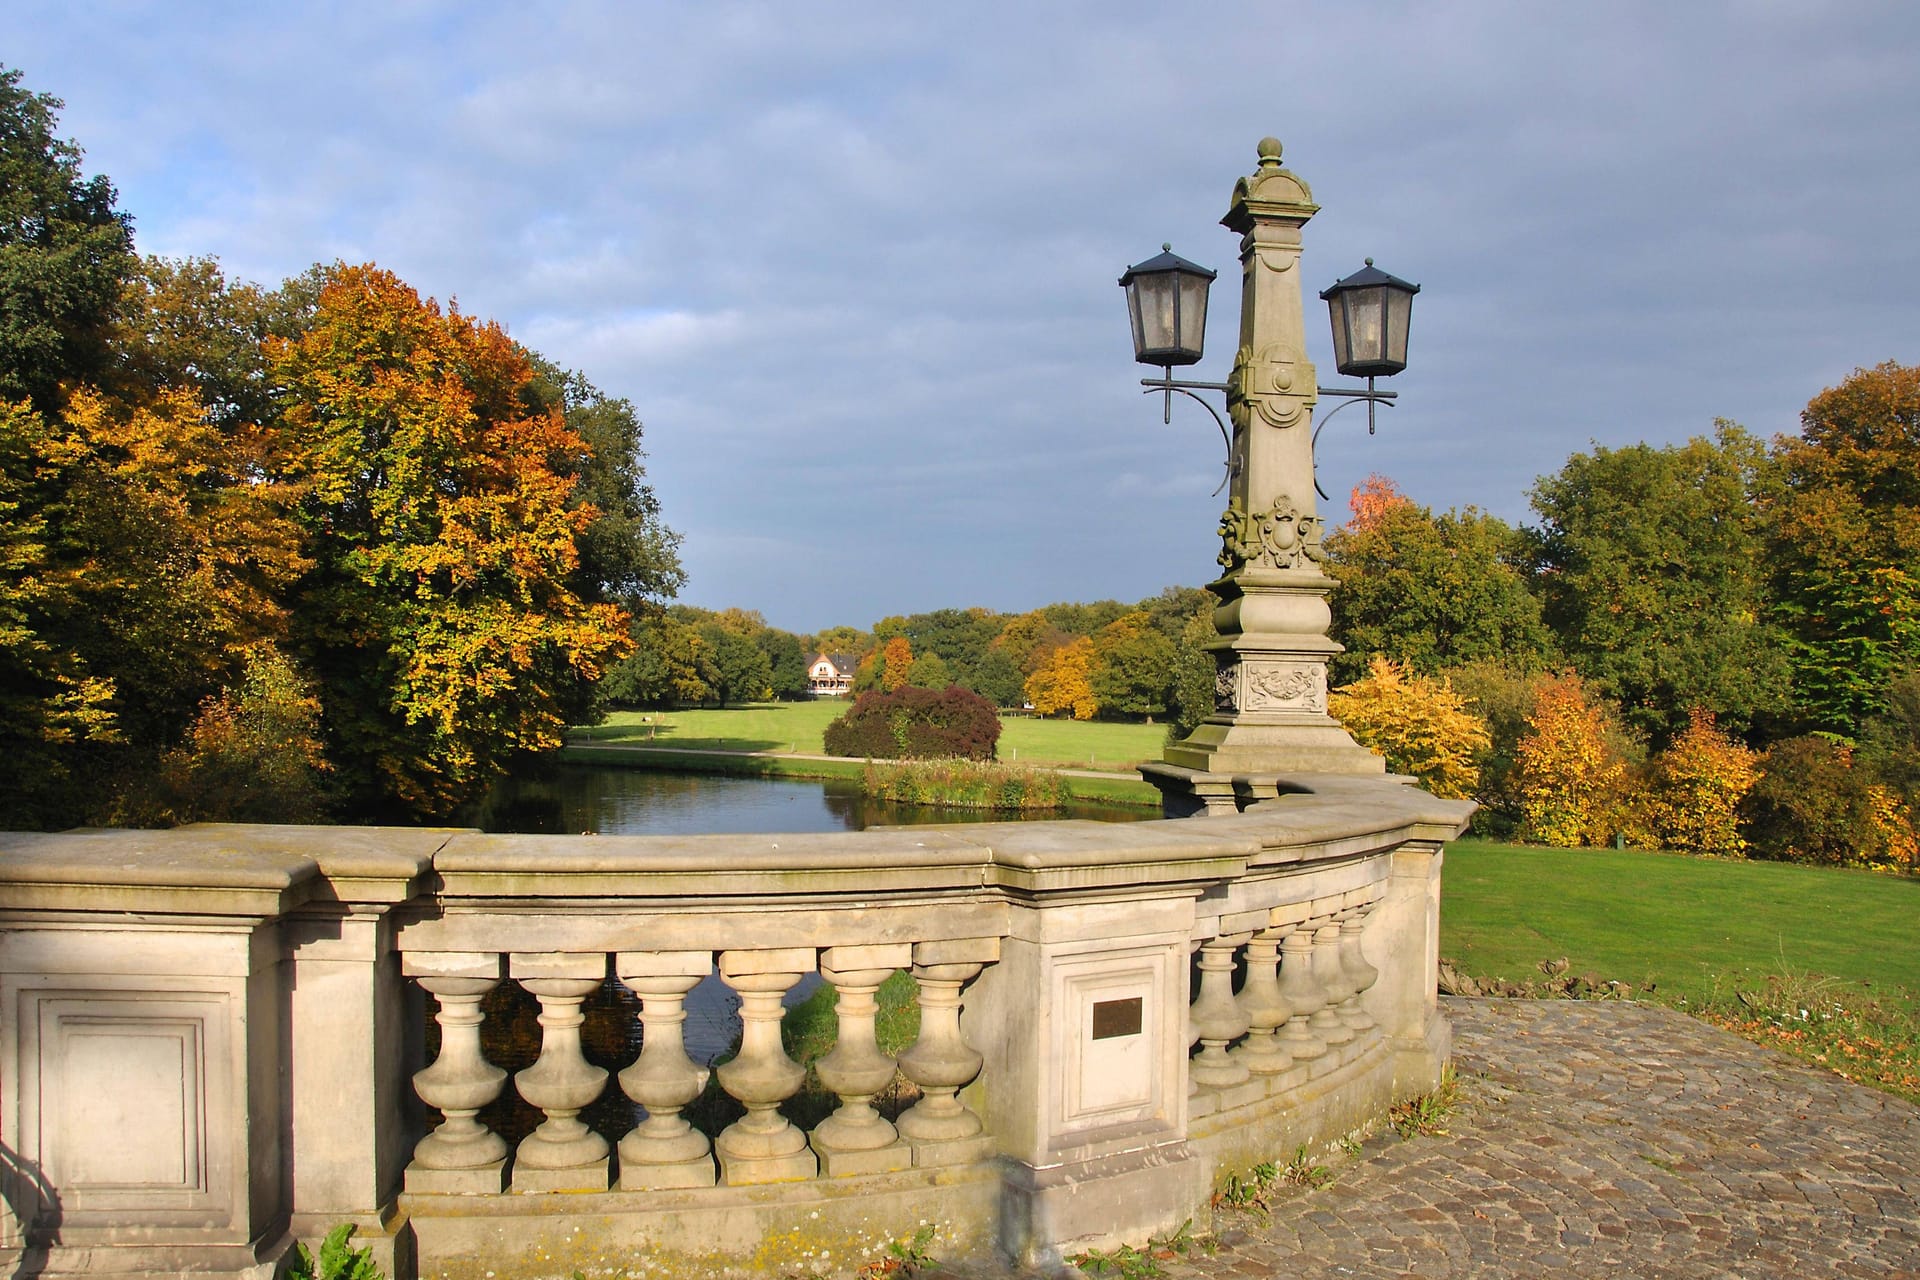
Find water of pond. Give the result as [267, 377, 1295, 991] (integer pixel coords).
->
[446, 763, 1158, 1144]
[473, 762, 1155, 836]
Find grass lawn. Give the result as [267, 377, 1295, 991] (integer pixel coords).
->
[573, 702, 1168, 771]
[1442, 838, 1920, 1010]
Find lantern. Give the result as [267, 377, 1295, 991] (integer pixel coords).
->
[1320, 258, 1419, 378]
[1119, 245, 1216, 367]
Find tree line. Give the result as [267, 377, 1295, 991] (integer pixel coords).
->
[0, 68, 681, 828]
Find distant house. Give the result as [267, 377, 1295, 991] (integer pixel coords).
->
[806, 653, 856, 698]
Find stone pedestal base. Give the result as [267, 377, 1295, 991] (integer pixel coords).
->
[908, 1132, 995, 1168]
[618, 1156, 716, 1190]
[512, 1158, 610, 1193]
[1143, 756, 1383, 818]
[716, 1147, 817, 1186]
[404, 1160, 508, 1195]
[812, 1137, 913, 1177]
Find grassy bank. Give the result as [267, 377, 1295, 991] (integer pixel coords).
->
[574, 702, 1168, 771]
[1442, 838, 1920, 1101]
[560, 742, 1162, 807]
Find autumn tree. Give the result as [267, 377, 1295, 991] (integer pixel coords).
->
[879, 635, 915, 693]
[1328, 658, 1490, 800]
[1623, 709, 1759, 856]
[1770, 362, 1920, 737]
[269, 264, 630, 815]
[1025, 637, 1098, 720]
[1513, 675, 1632, 848]
[993, 609, 1070, 675]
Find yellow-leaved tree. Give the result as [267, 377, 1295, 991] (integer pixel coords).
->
[1025, 637, 1098, 720]
[1328, 657, 1490, 800]
[1514, 675, 1629, 847]
[1623, 708, 1758, 855]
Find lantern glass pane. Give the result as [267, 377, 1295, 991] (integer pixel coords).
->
[1347, 288, 1386, 365]
[1140, 274, 1178, 356]
[1385, 284, 1413, 367]
[1327, 295, 1352, 371]
[1176, 271, 1209, 356]
[1126, 284, 1149, 361]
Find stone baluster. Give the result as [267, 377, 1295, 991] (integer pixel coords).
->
[1308, 919, 1356, 1046]
[1338, 908, 1381, 1033]
[812, 944, 913, 1176]
[509, 952, 611, 1191]
[1231, 930, 1293, 1077]
[896, 937, 997, 1167]
[1188, 933, 1251, 1091]
[1274, 925, 1328, 1062]
[714, 948, 817, 1185]
[404, 952, 509, 1193]
[613, 951, 715, 1189]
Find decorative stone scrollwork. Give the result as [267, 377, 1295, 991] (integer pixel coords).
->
[1213, 664, 1238, 713]
[1227, 343, 1314, 431]
[1217, 497, 1324, 573]
[1241, 663, 1327, 714]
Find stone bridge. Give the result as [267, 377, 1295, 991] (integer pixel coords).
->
[0, 774, 1468, 1278]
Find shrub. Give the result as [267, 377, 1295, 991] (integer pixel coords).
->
[822, 685, 1000, 761]
[1742, 735, 1914, 870]
[1514, 675, 1630, 847]
[862, 758, 1064, 810]
[1329, 657, 1490, 800]
[1623, 709, 1759, 856]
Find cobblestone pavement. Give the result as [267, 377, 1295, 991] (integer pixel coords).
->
[935, 998, 1920, 1279]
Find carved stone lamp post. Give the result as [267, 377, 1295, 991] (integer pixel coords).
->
[1133, 137, 1419, 816]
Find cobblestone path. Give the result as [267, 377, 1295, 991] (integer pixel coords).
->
[935, 998, 1920, 1279]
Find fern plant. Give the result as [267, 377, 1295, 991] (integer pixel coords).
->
[286, 1224, 384, 1280]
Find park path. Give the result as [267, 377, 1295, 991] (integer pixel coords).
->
[932, 998, 1920, 1279]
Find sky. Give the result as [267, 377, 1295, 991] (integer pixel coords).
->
[10, 2, 1919, 634]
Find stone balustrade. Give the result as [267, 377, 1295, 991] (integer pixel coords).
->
[0, 775, 1468, 1279]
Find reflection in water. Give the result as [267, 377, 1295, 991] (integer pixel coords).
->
[450, 762, 1155, 1147]
[474, 762, 1155, 835]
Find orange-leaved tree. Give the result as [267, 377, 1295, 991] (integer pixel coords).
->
[1025, 637, 1098, 720]
[1329, 657, 1490, 800]
[1623, 708, 1758, 855]
[1514, 674, 1629, 847]
[269, 264, 630, 815]
[879, 635, 915, 693]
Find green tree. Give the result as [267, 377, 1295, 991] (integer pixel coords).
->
[906, 651, 952, 689]
[699, 623, 772, 706]
[1770, 362, 1920, 737]
[1089, 610, 1176, 719]
[1165, 608, 1219, 743]
[1324, 483, 1552, 688]
[756, 628, 810, 699]
[1527, 424, 1790, 744]
[967, 646, 1026, 708]
[0, 67, 135, 417]
[601, 612, 712, 707]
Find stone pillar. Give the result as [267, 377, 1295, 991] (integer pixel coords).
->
[404, 954, 509, 1194]
[1307, 919, 1356, 1047]
[1338, 909, 1381, 1032]
[961, 899, 1205, 1270]
[713, 948, 817, 1185]
[508, 953, 610, 1192]
[1273, 925, 1328, 1063]
[1144, 137, 1383, 815]
[896, 940, 996, 1169]
[812, 944, 913, 1176]
[1230, 930, 1293, 1078]
[1364, 840, 1451, 1094]
[613, 951, 715, 1190]
[1187, 934, 1251, 1091]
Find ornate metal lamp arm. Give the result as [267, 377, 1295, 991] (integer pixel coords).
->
[1141, 372, 1396, 496]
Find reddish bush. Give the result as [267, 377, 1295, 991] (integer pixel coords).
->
[823, 685, 1001, 761]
